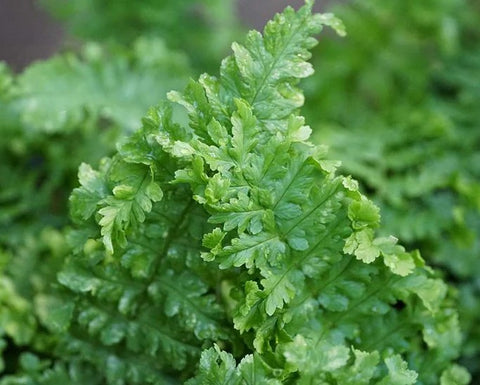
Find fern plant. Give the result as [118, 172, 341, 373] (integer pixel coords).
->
[3, 2, 466, 384]
[0, 1, 475, 383]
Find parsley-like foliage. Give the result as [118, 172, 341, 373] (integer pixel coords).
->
[49, 1, 468, 383]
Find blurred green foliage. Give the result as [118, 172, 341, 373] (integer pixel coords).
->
[303, 0, 480, 378]
[39, 0, 240, 72]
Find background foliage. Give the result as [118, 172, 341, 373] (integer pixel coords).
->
[303, 0, 480, 378]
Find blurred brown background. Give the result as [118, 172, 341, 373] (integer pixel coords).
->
[0, 0, 327, 71]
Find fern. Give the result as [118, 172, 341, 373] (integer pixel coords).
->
[43, 2, 470, 383]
